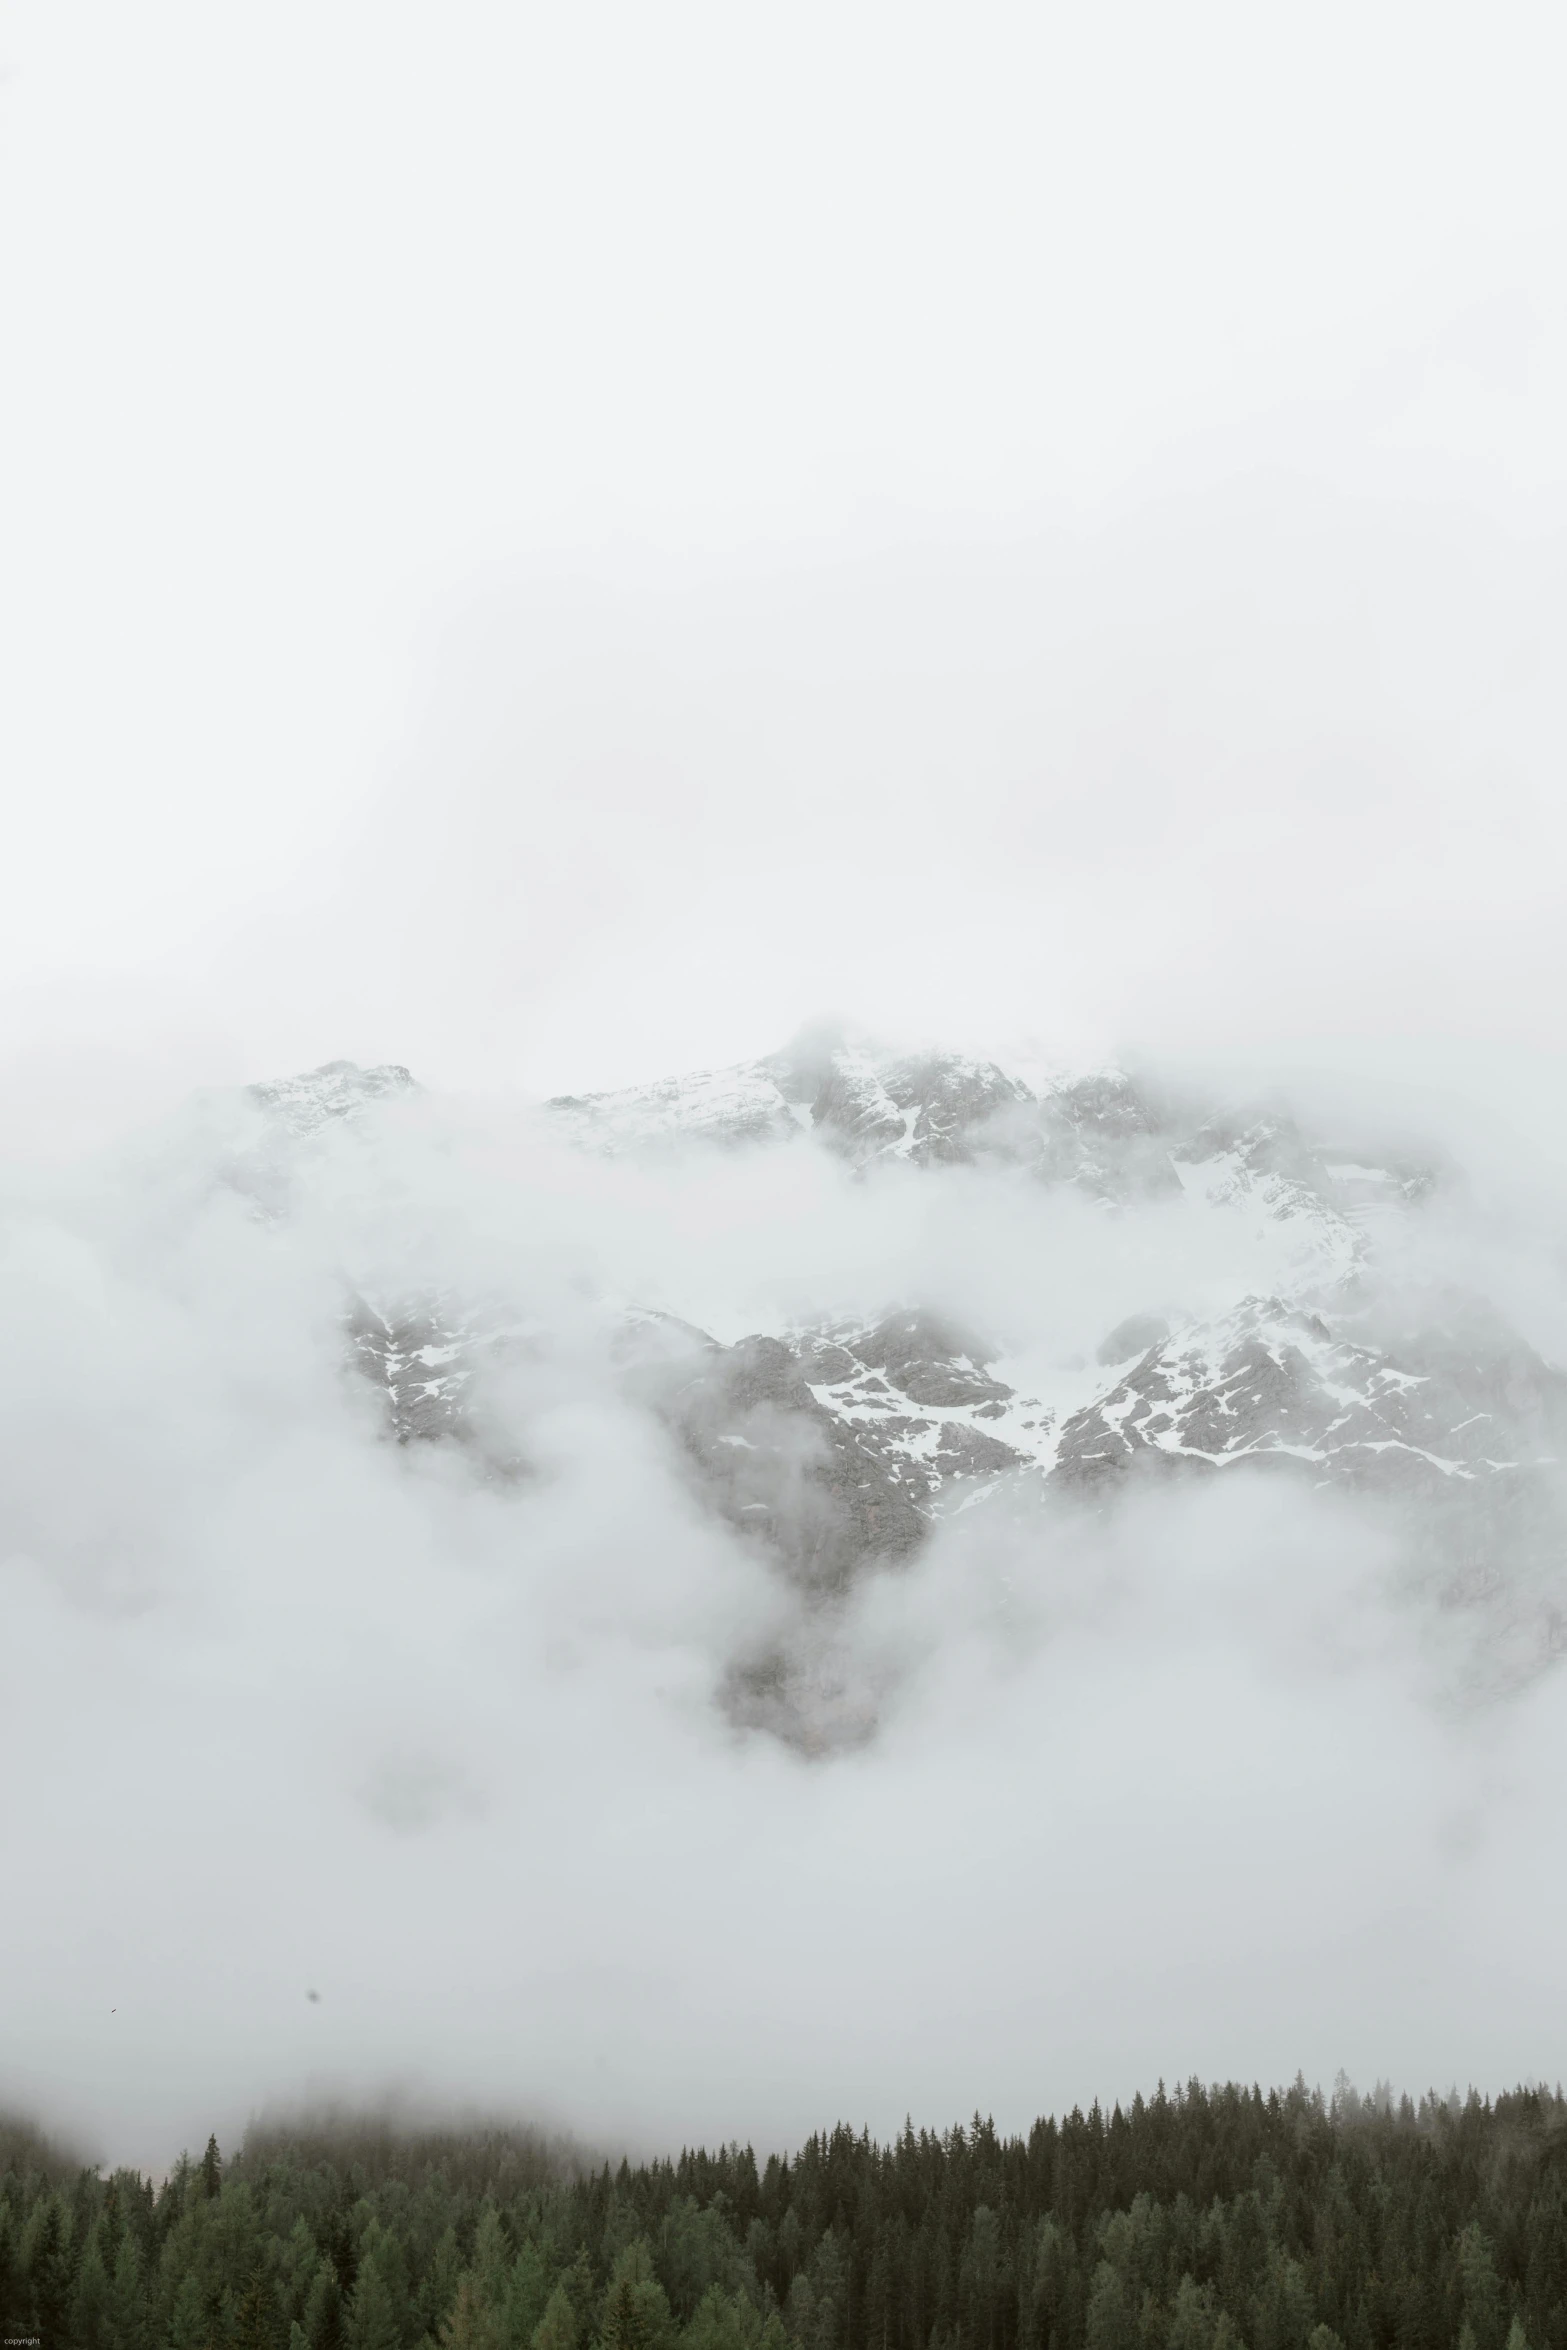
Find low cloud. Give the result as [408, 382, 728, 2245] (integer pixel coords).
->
[2, 1053, 1566, 2173]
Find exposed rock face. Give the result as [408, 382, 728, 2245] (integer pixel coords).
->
[237, 1038, 1567, 1744]
[549, 1033, 1038, 1171]
[305, 1037, 1494, 1532]
[1051, 1294, 1567, 1497]
[775, 1042, 1034, 1166]
[345, 1283, 533, 1480]
[645, 1328, 928, 1595]
[347, 1295, 475, 1446]
[1022, 1070, 1186, 1200]
[544, 1037, 1439, 1230]
[795, 1314, 1035, 1494]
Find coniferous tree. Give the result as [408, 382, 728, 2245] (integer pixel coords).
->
[470, 2203, 513, 2320]
[0, 2202, 19, 2334]
[109, 2232, 149, 2350]
[440, 2275, 504, 2350]
[167, 2265, 217, 2350]
[303, 2255, 347, 2350]
[414, 2227, 463, 2343]
[602, 2239, 677, 2350]
[1083, 2259, 1134, 2350]
[504, 2235, 554, 2345]
[685, 2282, 763, 2350]
[533, 2279, 579, 2350]
[234, 2262, 284, 2350]
[71, 2223, 114, 2348]
[279, 2214, 323, 2323]
[1459, 2223, 1509, 2350]
[1, 2076, 1565, 2350]
[21, 2188, 75, 2341]
[345, 2253, 405, 2350]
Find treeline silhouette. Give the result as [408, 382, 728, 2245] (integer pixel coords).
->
[2, 2077, 1566, 2349]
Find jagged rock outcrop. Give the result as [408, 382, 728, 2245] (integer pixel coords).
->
[346, 1295, 476, 1446]
[1051, 1293, 1567, 1497]
[549, 1032, 1039, 1171]
[642, 1327, 928, 1594]
[235, 1040, 1567, 1744]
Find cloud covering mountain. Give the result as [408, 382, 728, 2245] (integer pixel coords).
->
[4, 1033, 1567, 2167]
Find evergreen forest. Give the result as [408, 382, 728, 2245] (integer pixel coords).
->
[3, 2077, 1566, 2350]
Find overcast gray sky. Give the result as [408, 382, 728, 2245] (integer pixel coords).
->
[2, 1, 1566, 1126]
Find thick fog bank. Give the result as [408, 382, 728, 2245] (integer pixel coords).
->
[2, 1052, 1566, 2172]
[5, 0, 1567, 2189]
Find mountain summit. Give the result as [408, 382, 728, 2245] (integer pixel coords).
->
[240, 1038, 1565, 1748]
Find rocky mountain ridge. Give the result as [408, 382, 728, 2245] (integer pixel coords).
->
[238, 1041, 1567, 1744]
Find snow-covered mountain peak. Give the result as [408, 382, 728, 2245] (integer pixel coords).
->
[541, 1040, 1435, 1302]
[209, 1037, 1562, 1746]
[248, 1058, 416, 1138]
[545, 1033, 1031, 1168]
[546, 1061, 803, 1154]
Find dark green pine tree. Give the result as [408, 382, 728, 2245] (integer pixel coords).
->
[108, 2233, 149, 2350]
[0, 2073, 1562, 2350]
[959, 2206, 1002, 2350]
[234, 2262, 284, 2350]
[1084, 2260, 1135, 2350]
[1457, 2223, 1509, 2350]
[302, 2255, 347, 2350]
[167, 2268, 217, 2350]
[439, 2276, 502, 2349]
[0, 2202, 22, 2335]
[21, 2190, 76, 2342]
[344, 2253, 403, 2350]
[70, 2222, 115, 2349]
[600, 2242, 676, 2350]
[414, 2227, 464, 2343]
[1524, 2186, 1567, 2350]
[532, 2280, 578, 2350]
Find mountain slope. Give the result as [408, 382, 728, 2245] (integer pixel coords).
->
[237, 1044, 1565, 1744]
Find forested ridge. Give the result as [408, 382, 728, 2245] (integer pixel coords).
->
[3, 2078, 1566, 2350]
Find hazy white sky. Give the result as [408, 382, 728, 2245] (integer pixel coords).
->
[2, 0, 1566, 1133]
[5, 7, 1567, 2163]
